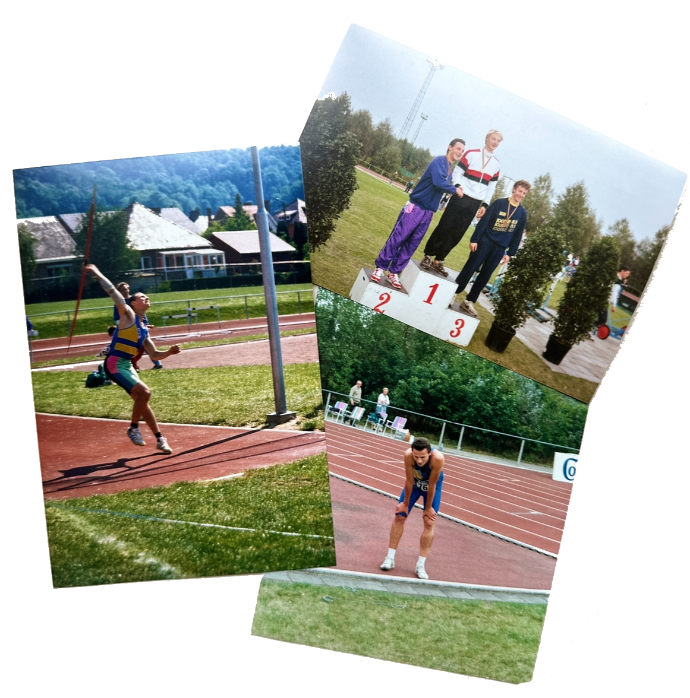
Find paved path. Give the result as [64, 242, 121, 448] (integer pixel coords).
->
[264, 568, 549, 603]
[30, 313, 316, 362]
[475, 292, 621, 383]
[36, 413, 325, 499]
[37, 333, 319, 372]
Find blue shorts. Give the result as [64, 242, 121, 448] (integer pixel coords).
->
[397, 471, 444, 516]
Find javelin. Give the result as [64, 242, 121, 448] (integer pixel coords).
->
[66, 185, 97, 356]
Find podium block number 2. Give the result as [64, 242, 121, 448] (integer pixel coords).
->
[449, 318, 465, 338]
[424, 283, 439, 305]
[374, 292, 391, 314]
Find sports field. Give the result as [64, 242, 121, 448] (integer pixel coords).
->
[25, 282, 314, 339]
[252, 578, 545, 684]
[311, 171, 600, 402]
[30, 291, 333, 586]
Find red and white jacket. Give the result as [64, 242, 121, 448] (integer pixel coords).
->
[451, 148, 501, 205]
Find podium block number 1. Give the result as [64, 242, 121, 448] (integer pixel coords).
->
[424, 283, 439, 305]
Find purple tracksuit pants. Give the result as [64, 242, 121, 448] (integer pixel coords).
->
[375, 202, 435, 275]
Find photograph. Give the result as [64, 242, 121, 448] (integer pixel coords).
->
[16, 145, 335, 587]
[302, 25, 686, 403]
[252, 289, 585, 683]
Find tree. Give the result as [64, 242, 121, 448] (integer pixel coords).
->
[299, 92, 361, 251]
[203, 193, 258, 237]
[349, 109, 376, 160]
[606, 218, 636, 269]
[371, 144, 402, 174]
[18, 224, 37, 292]
[490, 178, 508, 204]
[550, 181, 601, 255]
[521, 173, 554, 234]
[552, 236, 620, 347]
[631, 224, 670, 291]
[74, 207, 139, 272]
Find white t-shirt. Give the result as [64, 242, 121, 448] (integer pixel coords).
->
[377, 393, 390, 406]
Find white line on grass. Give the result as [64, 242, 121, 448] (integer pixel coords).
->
[48, 504, 334, 540]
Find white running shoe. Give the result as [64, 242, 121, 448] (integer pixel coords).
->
[415, 564, 429, 580]
[387, 273, 402, 289]
[371, 268, 383, 283]
[127, 427, 146, 446]
[380, 556, 395, 571]
[459, 299, 478, 317]
[156, 437, 173, 454]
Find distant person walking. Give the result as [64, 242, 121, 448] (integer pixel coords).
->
[405, 180, 415, 194]
[376, 387, 390, 415]
[346, 380, 363, 424]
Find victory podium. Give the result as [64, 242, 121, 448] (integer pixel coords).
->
[349, 260, 480, 347]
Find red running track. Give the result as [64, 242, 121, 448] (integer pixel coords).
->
[30, 313, 316, 362]
[329, 477, 556, 589]
[37, 414, 325, 500]
[324, 422, 572, 556]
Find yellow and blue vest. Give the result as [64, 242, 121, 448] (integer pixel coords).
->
[108, 315, 148, 360]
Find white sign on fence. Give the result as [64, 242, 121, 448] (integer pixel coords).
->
[553, 452, 578, 483]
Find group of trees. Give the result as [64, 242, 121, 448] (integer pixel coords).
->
[493, 173, 670, 292]
[316, 290, 587, 454]
[13, 146, 305, 220]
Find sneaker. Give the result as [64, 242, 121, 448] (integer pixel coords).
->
[371, 267, 383, 283]
[415, 564, 429, 580]
[431, 260, 449, 277]
[387, 273, 402, 289]
[152, 362, 163, 369]
[380, 556, 395, 571]
[156, 437, 173, 454]
[459, 300, 478, 318]
[420, 255, 433, 271]
[127, 427, 146, 447]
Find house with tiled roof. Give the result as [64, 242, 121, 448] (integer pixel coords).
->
[273, 199, 308, 243]
[209, 230, 296, 264]
[213, 204, 278, 232]
[17, 216, 77, 277]
[55, 202, 226, 280]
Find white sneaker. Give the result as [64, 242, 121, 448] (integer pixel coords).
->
[127, 427, 146, 447]
[387, 273, 402, 289]
[380, 556, 395, 571]
[459, 299, 478, 317]
[415, 564, 429, 580]
[156, 437, 173, 454]
[371, 268, 383, 283]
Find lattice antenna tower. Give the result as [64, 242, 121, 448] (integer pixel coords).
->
[411, 113, 428, 145]
[398, 58, 444, 141]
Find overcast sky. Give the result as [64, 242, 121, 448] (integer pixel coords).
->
[320, 25, 686, 241]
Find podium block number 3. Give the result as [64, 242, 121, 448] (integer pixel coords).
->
[450, 318, 465, 338]
[374, 292, 391, 314]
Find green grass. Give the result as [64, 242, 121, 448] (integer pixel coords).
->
[25, 283, 314, 339]
[30, 328, 316, 369]
[252, 579, 545, 684]
[312, 171, 598, 402]
[32, 363, 324, 429]
[312, 170, 478, 293]
[45, 454, 335, 588]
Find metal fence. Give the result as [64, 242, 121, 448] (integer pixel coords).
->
[27, 289, 313, 338]
[323, 390, 579, 468]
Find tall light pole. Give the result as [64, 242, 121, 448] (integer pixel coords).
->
[411, 113, 428, 146]
[398, 58, 444, 141]
[252, 146, 296, 425]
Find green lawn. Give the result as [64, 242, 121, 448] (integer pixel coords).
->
[252, 579, 545, 684]
[26, 283, 314, 339]
[45, 454, 335, 588]
[30, 328, 316, 369]
[311, 170, 476, 294]
[32, 363, 324, 429]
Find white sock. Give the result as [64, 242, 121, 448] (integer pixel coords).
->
[387, 548, 396, 560]
[417, 556, 426, 568]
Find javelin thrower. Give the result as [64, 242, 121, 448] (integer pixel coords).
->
[84, 263, 180, 454]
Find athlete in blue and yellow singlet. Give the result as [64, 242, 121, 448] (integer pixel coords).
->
[85, 264, 181, 454]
